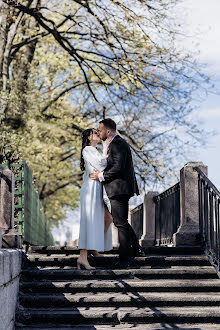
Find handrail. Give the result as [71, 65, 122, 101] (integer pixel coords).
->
[0, 161, 54, 246]
[154, 182, 180, 246]
[154, 182, 180, 202]
[195, 166, 220, 272]
[130, 203, 143, 239]
[130, 203, 143, 214]
[194, 167, 220, 196]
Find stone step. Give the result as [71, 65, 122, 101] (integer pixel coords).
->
[28, 246, 204, 256]
[24, 255, 210, 267]
[19, 292, 220, 308]
[28, 246, 119, 255]
[14, 323, 220, 329]
[21, 266, 218, 281]
[19, 279, 220, 294]
[17, 246, 219, 329]
[16, 306, 220, 326]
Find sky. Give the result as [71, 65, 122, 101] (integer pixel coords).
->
[176, 0, 220, 188]
[52, 0, 220, 243]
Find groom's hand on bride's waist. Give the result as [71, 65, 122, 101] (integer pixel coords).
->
[89, 169, 100, 180]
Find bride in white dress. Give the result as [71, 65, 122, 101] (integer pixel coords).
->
[77, 128, 112, 270]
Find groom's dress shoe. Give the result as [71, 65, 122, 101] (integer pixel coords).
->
[134, 246, 146, 257]
[113, 260, 130, 269]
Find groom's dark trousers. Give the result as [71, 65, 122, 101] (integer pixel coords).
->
[110, 194, 140, 261]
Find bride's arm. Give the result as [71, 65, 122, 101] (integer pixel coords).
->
[83, 147, 107, 171]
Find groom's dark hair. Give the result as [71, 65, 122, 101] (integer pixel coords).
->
[99, 118, 116, 131]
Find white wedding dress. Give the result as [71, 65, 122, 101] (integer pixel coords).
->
[78, 146, 112, 251]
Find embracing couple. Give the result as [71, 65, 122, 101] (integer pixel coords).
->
[77, 118, 145, 270]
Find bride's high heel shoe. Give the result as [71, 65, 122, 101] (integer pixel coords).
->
[77, 259, 95, 270]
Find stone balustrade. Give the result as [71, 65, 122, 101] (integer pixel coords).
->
[140, 191, 158, 247]
[0, 167, 20, 248]
[0, 248, 22, 329]
[0, 167, 22, 329]
[173, 162, 208, 246]
[137, 162, 208, 247]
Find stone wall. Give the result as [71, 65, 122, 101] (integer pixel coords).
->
[0, 166, 22, 328]
[0, 234, 22, 329]
[0, 167, 20, 248]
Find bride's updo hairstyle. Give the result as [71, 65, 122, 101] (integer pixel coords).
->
[80, 128, 94, 171]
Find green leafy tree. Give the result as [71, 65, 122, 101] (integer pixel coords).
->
[0, 0, 88, 222]
[0, 0, 210, 222]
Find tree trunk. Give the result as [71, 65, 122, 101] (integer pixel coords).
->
[0, 2, 12, 118]
[0, 0, 40, 124]
[0, 2, 10, 77]
[12, 0, 40, 87]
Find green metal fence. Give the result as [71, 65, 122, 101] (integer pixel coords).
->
[0, 161, 54, 246]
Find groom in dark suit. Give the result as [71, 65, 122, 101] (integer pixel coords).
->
[90, 118, 145, 268]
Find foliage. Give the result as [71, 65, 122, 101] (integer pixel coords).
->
[0, 0, 210, 222]
[0, 78, 86, 222]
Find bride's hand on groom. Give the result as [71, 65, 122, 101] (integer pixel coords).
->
[89, 169, 100, 180]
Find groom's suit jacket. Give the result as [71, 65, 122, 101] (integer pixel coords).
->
[103, 135, 139, 198]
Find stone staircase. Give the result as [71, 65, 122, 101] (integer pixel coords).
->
[15, 246, 220, 329]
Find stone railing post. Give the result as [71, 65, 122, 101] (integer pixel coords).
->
[112, 224, 119, 248]
[173, 162, 208, 246]
[140, 191, 158, 247]
[0, 167, 20, 248]
[128, 206, 132, 225]
[0, 228, 2, 248]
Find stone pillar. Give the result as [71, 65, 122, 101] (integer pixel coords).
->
[128, 207, 131, 225]
[173, 162, 208, 247]
[0, 249, 22, 330]
[140, 191, 158, 247]
[112, 224, 119, 248]
[0, 167, 20, 248]
[0, 228, 2, 248]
